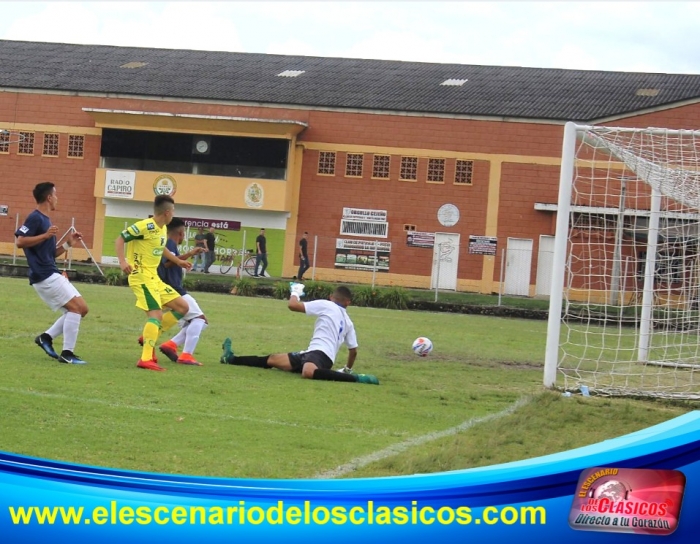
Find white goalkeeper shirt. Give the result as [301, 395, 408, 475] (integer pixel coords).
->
[303, 300, 358, 362]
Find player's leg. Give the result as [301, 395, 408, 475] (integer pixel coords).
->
[301, 352, 379, 384]
[179, 316, 207, 365]
[131, 281, 166, 371]
[59, 294, 89, 364]
[33, 273, 88, 364]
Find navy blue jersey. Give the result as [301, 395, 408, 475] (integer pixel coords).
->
[15, 210, 59, 285]
[158, 239, 186, 296]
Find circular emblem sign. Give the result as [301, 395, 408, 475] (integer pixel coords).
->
[245, 183, 264, 208]
[153, 174, 177, 196]
[437, 203, 460, 227]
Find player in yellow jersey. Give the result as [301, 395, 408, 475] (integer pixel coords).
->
[115, 195, 192, 371]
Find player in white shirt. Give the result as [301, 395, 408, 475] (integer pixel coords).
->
[220, 284, 378, 385]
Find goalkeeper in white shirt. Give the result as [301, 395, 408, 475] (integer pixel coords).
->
[220, 283, 379, 385]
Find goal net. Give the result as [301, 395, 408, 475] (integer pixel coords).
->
[544, 123, 700, 400]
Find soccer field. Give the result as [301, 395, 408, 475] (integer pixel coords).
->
[0, 277, 694, 480]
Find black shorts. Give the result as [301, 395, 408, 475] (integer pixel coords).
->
[288, 350, 334, 373]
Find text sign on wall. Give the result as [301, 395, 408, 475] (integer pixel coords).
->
[342, 207, 388, 222]
[335, 238, 391, 272]
[407, 231, 435, 248]
[179, 217, 241, 231]
[469, 235, 498, 256]
[105, 170, 135, 199]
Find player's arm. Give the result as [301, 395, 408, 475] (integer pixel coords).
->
[288, 282, 306, 313]
[164, 247, 192, 270]
[345, 347, 357, 370]
[114, 235, 131, 274]
[288, 295, 305, 313]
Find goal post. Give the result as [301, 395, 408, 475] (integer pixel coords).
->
[544, 122, 700, 400]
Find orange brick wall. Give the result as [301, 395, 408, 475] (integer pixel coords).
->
[4, 88, 700, 286]
[497, 163, 561, 282]
[297, 151, 490, 278]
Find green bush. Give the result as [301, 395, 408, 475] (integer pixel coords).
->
[303, 280, 334, 301]
[378, 285, 409, 310]
[273, 281, 290, 300]
[182, 276, 196, 291]
[352, 285, 379, 307]
[231, 277, 255, 297]
[104, 268, 124, 286]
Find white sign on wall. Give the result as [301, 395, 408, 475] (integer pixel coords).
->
[105, 170, 135, 199]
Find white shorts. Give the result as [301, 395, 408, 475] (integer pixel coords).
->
[180, 293, 204, 323]
[33, 273, 82, 312]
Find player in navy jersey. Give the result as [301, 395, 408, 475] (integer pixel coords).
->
[15, 182, 89, 364]
[220, 284, 378, 385]
[156, 217, 209, 366]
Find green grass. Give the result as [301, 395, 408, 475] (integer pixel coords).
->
[0, 277, 696, 480]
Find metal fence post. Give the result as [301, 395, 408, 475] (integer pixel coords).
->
[434, 242, 442, 303]
[371, 241, 378, 289]
[498, 248, 505, 306]
[13, 213, 19, 265]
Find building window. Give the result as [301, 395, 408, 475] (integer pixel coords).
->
[404, 224, 416, 231]
[427, 158, 446, 183]
[455, 159, 474, 185]
[43, 133, 60, 157]
[18, 132, 35, 155]
[400, 156, 418, 181]
[0, 130, 9, 153]
[68, 135, 85, 158]
[345, 153, 363, 177]
[372, 155, 390, 179]
[318, 151, 336, 175]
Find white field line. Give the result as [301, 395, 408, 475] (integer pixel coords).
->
[314, 396, 532, 479]
[0, 386, 406, 438]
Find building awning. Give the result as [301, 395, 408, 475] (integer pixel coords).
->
[83, 108, 308, 138]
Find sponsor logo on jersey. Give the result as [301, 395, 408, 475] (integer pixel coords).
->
[147, 223, 155, 231]
[132, 225, 141, 234]
[19, 225, 29, 233]
[153, 248, 164, 256]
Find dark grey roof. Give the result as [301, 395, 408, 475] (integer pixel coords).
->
[1, 39, 700, 122]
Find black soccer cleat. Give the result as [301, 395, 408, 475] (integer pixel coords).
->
[35, 334, 58, 359]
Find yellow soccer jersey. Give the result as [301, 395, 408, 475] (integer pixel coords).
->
[120, 218, 167, 278]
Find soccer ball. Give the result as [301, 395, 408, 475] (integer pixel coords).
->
[412, 337, 433, 357]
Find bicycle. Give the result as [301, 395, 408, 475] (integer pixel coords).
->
[218, 249, 257, 276]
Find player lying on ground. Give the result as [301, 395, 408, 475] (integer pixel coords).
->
[221, 283, 379, 385]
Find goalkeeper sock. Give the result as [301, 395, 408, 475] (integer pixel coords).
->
[227, 355, 271, 368]
[141, 318, 161, 361]
[312, 368, 357, 382]
[160, 311, 181, 333]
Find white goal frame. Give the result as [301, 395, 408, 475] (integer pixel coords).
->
[544, 122, 700, 399]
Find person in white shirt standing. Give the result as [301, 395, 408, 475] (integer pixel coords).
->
[220, 284, 378, 385]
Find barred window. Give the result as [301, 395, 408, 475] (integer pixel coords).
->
[400, 156, 418, 181]
[372, 155, 390, 179]
[68, 135, 85, 158]
[18, 132, 35, 155]
[345, 153, 363, 177]
[43, 133, 60, 157]
[0, 130, 9, 153]
[318, 151, 336, 175]
[427, 158, 445, 182]
[455, 159, 474, 185]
